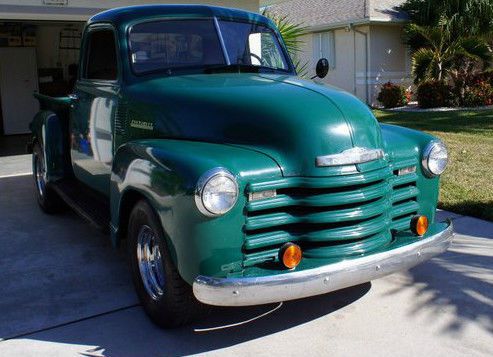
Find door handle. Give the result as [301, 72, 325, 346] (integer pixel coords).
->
[68, 94, 79, 102]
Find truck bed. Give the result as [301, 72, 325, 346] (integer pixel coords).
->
[34, 92, 72, 112]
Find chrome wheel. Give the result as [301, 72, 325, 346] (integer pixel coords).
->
[34, 151, 46, 198]
[137, 225, 166, 300]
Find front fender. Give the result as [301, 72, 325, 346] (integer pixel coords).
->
[380, 124, 441, 222]
[111, 139, 281, 284]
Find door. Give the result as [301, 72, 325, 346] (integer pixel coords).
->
[70, 27, 119, 196]
[0, 47, 39, 135]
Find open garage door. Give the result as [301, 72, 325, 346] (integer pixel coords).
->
[0, 47, 39, 135]
[0, 20, 84, 156]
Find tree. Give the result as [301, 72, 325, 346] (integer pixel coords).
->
[262, 9, 309, 77]
[408, 22, 491, 83]
[400, 0, 493, 104]
[400, 0, 493, 48]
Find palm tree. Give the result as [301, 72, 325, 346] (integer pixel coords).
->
[400, 0, 493, 47]
[400, 0, 493, 104]
[409, 22, 491, 83]
[262, 9, 309, 77]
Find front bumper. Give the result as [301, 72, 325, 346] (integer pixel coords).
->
[193, 221, 454, 306]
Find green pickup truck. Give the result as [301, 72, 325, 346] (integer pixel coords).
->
[29, 5, 453, 327]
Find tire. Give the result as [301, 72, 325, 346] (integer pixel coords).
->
[127, 200, 203, 328]
[32, 142, 65, 214]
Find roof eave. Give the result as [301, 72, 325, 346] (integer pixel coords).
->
[307, 17, 407, 32]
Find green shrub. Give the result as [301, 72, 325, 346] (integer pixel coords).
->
[470, 70, 493, 86]
[463, 80, 493, 107]
[416, 80, 453, 108]
[377, 82, 408, 108]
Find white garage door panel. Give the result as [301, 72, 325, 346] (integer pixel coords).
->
[0, 47, 39, 135]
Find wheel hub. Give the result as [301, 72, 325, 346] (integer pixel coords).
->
[136, 225, 166, 300]
[34, 152, 46, 197]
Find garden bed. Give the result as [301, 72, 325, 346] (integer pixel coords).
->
[385, 103, 493, 112]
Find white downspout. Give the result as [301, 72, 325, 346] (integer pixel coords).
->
[352, 25, 369, 104]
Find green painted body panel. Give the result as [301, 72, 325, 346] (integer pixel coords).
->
[111, 139, 280, 282]
[122, 73, 383, 177]
[31, 5, 447, 286]
[30, 93, 72, 181]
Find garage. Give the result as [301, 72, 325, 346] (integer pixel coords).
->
[0, 20, 83, 140]
[0, 0, 259, 157]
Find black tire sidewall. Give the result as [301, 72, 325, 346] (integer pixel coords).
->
[127, 199, 196, 327]
[32, 143, 61, 213]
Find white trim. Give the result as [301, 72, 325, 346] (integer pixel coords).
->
[357, 79, 412, 85]
[356, 71, 409, 77]
[307, 19, 405, 33]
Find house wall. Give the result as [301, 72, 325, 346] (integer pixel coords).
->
[297, 25, 370, 102]
[367, 24, 411, 105]
[295, 23, 410, 106]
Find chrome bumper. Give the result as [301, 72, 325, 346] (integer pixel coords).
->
[193, 221, 454, 306]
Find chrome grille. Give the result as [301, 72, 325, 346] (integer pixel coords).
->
[390, 159, 420, 231]
[243, 166, 394, 267]
[242, 159, 421, 268]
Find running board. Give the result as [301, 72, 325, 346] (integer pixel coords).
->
[51, 179, 110, 233]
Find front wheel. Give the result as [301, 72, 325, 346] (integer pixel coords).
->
[32, 142, 64, 214]
[127, 200, 202, 328]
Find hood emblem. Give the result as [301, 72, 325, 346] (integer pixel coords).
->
[316, 147, 384, 167]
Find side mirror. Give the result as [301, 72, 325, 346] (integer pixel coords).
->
[311, 58, 329, 79]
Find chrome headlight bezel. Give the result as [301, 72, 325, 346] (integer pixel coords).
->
[422, 141, 448, 177]
[195, 168, 239, 217]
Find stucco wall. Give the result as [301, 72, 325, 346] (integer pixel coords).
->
[367, 24, 411, 105]
[296, 23, 409, 106]
[297, 25, 370, 102]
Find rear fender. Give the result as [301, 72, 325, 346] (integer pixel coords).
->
[30, 110, 71, 182]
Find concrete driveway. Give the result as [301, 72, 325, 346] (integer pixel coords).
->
[0, 164, 492, 356]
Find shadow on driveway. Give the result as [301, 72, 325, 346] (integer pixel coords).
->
[1, 174, 492, 355]
[385, 213, 493, 335]
[0, 174, 370, 355]
[16, 284, 370, 356]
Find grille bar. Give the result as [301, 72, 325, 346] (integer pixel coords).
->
[391, 200, 420, 218]
[246, 180, 391, 212]
[241, 161, 422, 267]
[244, 214, 388, 250]
[393, 172, 418, 186]
[247, 167, 392, 193]
[303, 231, 392, 259]
[245, 196, 389, 231]
[389, 158, 419, 231]
[391, 186, 419, 203]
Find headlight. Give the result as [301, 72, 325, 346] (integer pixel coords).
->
[422, 141, 448, 177]
[195, 168, 238, 216]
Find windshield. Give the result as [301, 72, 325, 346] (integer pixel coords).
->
[128, 19, 292, 75]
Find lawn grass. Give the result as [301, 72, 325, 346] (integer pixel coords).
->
[374, 109, 493, 222]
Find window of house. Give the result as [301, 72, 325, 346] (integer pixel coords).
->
[313, 31, 335, 70]
[84, 29, 118, 81]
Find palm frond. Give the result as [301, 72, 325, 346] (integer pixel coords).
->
[458, 37, 492, 63]
[412, 47, 436, 83]
[262, 9, 308, 57]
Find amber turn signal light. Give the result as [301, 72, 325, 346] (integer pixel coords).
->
[279, 243, 302, 269]
[411, 215, 429, 236]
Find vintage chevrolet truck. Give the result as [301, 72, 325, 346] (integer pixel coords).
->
[29, 5, 453, 327]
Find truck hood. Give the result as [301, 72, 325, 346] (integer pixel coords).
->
[126, 73, 383, 177]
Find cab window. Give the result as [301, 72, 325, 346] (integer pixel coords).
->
[84, 29, 118, 81]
